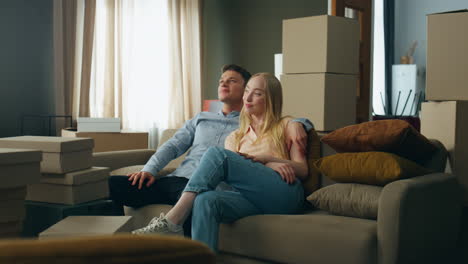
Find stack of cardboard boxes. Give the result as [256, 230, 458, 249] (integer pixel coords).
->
[421, 10, 468, 204]
[61, 117, 149, 153]
[0, 136, 110, 205]
[0, 148, 41, 237]
[281, 15, 360, 132]
[62, 129, 148, 153]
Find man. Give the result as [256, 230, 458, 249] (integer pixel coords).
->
[109, 64, 311, 213]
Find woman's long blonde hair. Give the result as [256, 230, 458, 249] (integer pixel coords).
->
[233, 72, 289, 159]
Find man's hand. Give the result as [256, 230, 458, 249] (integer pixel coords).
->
[286, 121, 307, 154]
[238, 152, 271, 164]
[265, 162, 296, 184]
[127, 171, 156, 189]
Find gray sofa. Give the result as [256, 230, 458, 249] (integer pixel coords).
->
[93, 130, 462, 264]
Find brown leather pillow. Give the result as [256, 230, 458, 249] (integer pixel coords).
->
[321, 120, 438, 164]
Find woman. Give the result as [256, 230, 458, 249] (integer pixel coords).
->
[132, 73, 308, 251]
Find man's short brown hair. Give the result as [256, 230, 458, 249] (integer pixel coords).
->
[221, 64, 252, 86]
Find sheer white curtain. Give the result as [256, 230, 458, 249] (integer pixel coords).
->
[167, 0, 202, 128]
[89, 0, 171, 148]
[54, 0, 201, 148]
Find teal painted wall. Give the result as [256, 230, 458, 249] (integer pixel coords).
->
[394, 0, 466, 91]
[0, 0, 54, 137]
[202, 0, 328, 100]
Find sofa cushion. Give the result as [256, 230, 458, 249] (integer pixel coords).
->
[125, 206, 377, 264]
[320, 119, 438, 165]
[218, 211, 377, 264]
[314, 152, 431, 185]
[307, 183, 382, 219]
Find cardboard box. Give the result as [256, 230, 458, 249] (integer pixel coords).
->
[27, 180, 109, 205]
[28, 167, 110, 205]
[39, 216, 133, 239]
[0, 136, 93, 174]
[61, 129, 148, 152]
[0, 187, 27, 200]
[426, 10, 468, 100]
[282, 15, 360, 74]
[0, 200, 25, 223]
[421, 101, 468, 204]
[40, 167, 110, 185]
[0, 148, 42, 188]
[0, 221, 22, 238]
[281, 73, 357, 131]
[23, 199, 122, 237]
[77, 117, 121, 132]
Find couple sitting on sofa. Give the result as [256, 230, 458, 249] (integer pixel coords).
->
[108, 64, 313, 251]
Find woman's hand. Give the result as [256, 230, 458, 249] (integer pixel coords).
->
[238, 152, 271, 164]
[265, 162, 296, 184]
[127, 171, 156, 189]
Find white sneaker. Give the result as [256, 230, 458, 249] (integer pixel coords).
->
[131, 213, 184, 236]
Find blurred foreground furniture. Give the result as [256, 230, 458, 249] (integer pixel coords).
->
[0, 234, 215, 264]
[93, 129, 462, 264]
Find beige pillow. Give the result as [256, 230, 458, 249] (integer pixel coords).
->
[110, 165, 176, 177]
[307, 183, 382, 219]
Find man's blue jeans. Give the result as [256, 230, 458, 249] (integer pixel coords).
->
[184, 147, 305, 251]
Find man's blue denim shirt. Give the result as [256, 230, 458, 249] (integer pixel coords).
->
[142, 110, 313, 179]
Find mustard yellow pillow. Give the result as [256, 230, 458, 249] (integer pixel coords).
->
[314, 152, 432, 186]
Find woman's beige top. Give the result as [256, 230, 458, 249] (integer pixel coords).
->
[224, 118, 291, 160]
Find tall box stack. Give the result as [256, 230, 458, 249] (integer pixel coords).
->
[422, 10, 468, 204]
[0, 136, 110, 205]
[281, 15, 360, 131]
[0, 148, 41, 237]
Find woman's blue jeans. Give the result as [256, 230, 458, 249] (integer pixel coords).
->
[184, 147, 304, 251]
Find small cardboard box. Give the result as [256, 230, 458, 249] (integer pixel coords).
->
[0, 136, 93, 174]
[22, 199, 121, 237]
[26, 181, 109, 205]
[27, 167, 110, 205]
[0, 200, 25, 223]
[40, 167, 110, 185]
[426, 10, 468, 100]
[0, 148, 42, 188]
[281, 73, 357, 131]
[77, 117, 121, 132]
[282, 15, 360, 74]
[0, 187, 27, 200]
[0, 221, 22, 238]
[39, 216, 133, 239]
[421, 101, 468, 204]
[62, 129, 148, 152]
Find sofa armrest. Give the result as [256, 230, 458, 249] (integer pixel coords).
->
[92, 149, 156, 171]
[377, 173, 462, 264]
